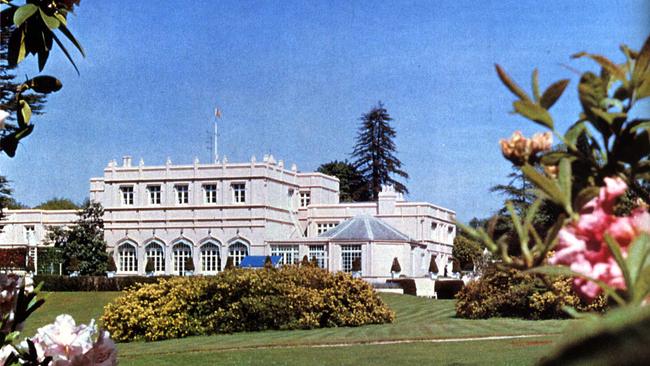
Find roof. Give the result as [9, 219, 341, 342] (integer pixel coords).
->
[239, 255, 282, 268]
[319, 215, 412, 241]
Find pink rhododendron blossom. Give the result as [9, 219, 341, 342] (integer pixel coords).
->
[549, 177, 650, 301]
[27, 314, 117, 365]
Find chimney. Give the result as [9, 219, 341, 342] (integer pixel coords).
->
[377, 184, 397, 215]
[122, 156, 132, 167]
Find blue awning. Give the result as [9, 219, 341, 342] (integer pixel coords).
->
[239, 255, 282, 268]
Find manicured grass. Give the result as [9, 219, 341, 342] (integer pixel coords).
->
[21, 292, 574, 365]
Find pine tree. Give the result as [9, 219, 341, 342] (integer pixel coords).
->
[351, 102, 408, 200]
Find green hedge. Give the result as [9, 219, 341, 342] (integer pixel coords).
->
[434, 279, 465, 299]
[102, 266, 396, 342]
[455, 266, 607, 319]
[33, 275, 173, 291]
[386, 279, 417, 295]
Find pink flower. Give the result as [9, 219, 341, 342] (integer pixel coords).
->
[549, 177, 650, 301]
[27, 315, 117, 366]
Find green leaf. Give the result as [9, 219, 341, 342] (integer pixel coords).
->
[632, 36, 650, 100]
[38, 9, 60, 30]
[521, 164, 566, 208]
[18, 100, 31, 128]
[540, 151, 571, 166]
[540, 79, 570, 109]
[58, 23, 85, 57]
[573, 186, 599, 211]
[633, 266, 650, 305]
[532, 69, 540, 101]
[557, 158, 572, 208]
[629, 119, 650, 133]
[627, 233, 650, 287]
[13, 4, 38, 27]
[572, 51, 628, 86]
[28, 75, 63, 93]
[513, 100, 554, 129]
[604, 234, 632, 295]
[564, 121, 587, 146]
[51, 32, 80, 75]
[495, 64, 530, 101]
[7, 28, 26, 67]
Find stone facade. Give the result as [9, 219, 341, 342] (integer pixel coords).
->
[0, 155, 456, 278]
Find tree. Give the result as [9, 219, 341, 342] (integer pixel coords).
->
[34, 197, 79, 210]
[452, 234, 482, 271]
[224, 256, 234, 270]
[317, 160, 371, 202]
[428, 256, 439, 273]
[351, 102, 408, 200]
[46, 200, 108, 275]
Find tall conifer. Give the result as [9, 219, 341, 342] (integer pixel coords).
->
[351, 102, 408, 200]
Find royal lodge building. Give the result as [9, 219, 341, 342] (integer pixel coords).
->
[0, 155, 457, 279]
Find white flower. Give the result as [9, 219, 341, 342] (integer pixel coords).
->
[31, 315, 98, 363]
[0, 109, 9, 129]
[0, 344, 17, 364]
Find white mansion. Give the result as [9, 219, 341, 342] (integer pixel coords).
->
[0, 155, 456, 279]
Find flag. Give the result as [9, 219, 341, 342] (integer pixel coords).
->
[214, 108, 222, 119]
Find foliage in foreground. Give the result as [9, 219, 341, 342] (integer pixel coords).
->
[102, 266, 395, 342]
[455, 266, 607, 320]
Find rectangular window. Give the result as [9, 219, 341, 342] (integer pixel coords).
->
[299, 191, 311, 207]
[175, 184, 189, 204]
[271, 245, 299, 265]
[203, 184, 217, 204]
[341, 244, 362, 273]
[120, 186, 134, 205]
[147, 185, 161, 205]
[232, 183, 246, 203]
[308, 245, 327, 269]
[317, 222, 338, 235]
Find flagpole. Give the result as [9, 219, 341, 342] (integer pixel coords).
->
[214, 107, 221, 163]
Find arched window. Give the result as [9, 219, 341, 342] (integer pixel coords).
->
[200, 242, 221, 274]
[145, 242, 165, 273]
[228, 241, 248, 267]
[172, 242, 192, 274]
[118, 243, 137, 273]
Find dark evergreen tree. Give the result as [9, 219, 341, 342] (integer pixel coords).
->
[351, 102, 408, 200]
[317, 160, 371, 202]
[46, 200, 108, 275]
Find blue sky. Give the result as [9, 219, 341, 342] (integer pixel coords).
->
[1, 0, 648, 222]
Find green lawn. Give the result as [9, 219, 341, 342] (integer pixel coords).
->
[21, 292, 575, 365]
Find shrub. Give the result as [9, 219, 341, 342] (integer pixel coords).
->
[352, 257, 361, 272]
[33, 275, 173, 291]
[0, 248, 27, 270]
[107, 255, 117, 272]
[301, 255, 310, 267]
[224, 257, 234, 270]
[455, 266, 607, 319]
[102, 266, 395, 342]
[68, 256, 80, 273]
[387, 279, 416, 295]
[264, 255, 273, 269]
[434, 279, 464, 299]
[184, 257, 195, 272]
[452, 258, 461, 273]
[390, 257, 401, 273]
[428, 256, 438, 273]
[145, 259, 155, 273]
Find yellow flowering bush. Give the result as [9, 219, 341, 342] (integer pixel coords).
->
[102, 266, 394, 342]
